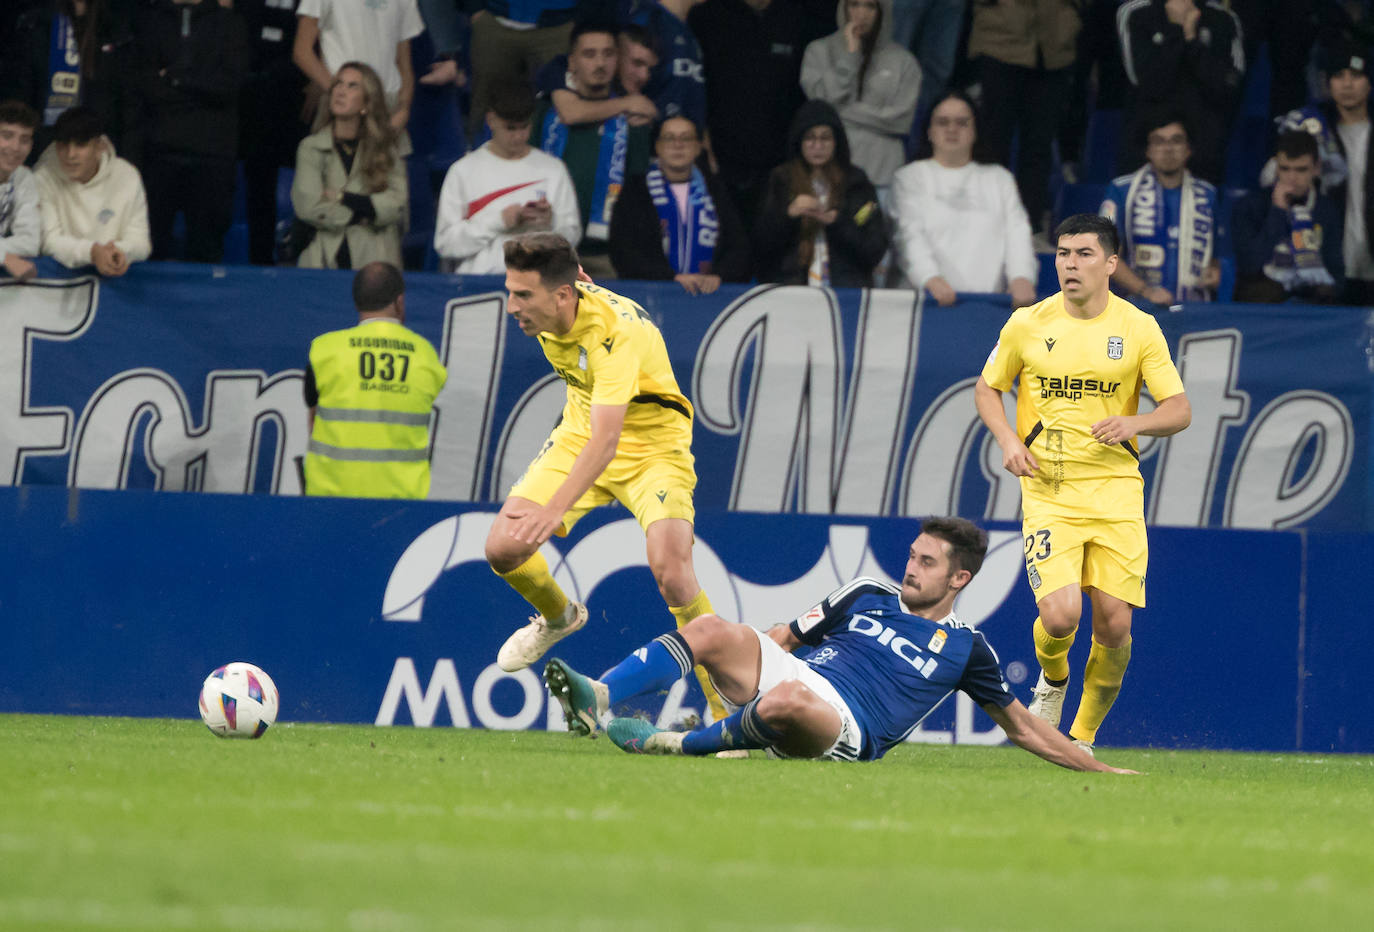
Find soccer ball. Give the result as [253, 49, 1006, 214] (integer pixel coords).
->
[198, 662, 280, 738]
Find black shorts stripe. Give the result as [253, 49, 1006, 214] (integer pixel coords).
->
[1023, 421, 1044, 448]
[1122, 440, 1140, 461]
[631, 393, 690, 419]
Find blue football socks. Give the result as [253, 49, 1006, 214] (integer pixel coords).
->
[600, 630, 695, 705]
[681, 697, 782, 755]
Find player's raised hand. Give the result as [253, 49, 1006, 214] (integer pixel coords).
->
[1001, 441, 1039, 478]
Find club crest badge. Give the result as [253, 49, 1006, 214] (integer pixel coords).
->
[1027, 564, 1043, 590]
[1107, 336, 1124, 360]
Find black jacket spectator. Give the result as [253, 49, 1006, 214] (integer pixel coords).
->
[609, 165, 750, 283]
[1117, 0, 1245, 185]
[753, 99, 888, 288]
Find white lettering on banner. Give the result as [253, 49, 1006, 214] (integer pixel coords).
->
[71, 370, 306, 492]
[430, 294, 507, 501]
[0, 280, 1362, 528]
[1150, 331, 1250, 525]
[1225, 391, 1353, 529]
[471, 666, 545, 730]
[0, 278, 97, 483]
[376, 657, 472, 727]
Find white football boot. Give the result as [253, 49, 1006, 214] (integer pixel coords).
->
[1027, 671, 1068, 729]
[497, 602, 589, 672]
[1072, 738, 1095, 758]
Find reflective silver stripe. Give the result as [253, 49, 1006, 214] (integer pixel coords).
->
[307, 439, 429, 462]
[316, 406, 431, 427]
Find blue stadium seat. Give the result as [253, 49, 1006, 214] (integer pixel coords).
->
[1079, 108, 1122, 184]
[1054, 182, 1108, 226]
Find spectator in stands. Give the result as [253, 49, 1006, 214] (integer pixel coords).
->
[801, 0, 921, 202]
[237, 0, 308, 266]
[416, 0, 468, 89]
[466, 1, 587, 141]
[632, 1, 708, 128]
[890, 90, 1036, 307]
[291, 62, 408, 270]
[435, 82, 581, 275]
[1117, 0, 1245, 187]
[609, 114, 749, 290]
[0, 100, 41, 281]
[0, 0, 138, 164]
[33, 105, 150, 276]
[535, 21, 661, 128]
[689, 0, 832, 223]
[136, 0, 251, 264]
[293, 0, 423, 133]
[1318, 43, 1374, 304]
[1101, 112, 1220, 306]
[967, 0, 1080, 247]
[534, 20, 652, 279]
[888, 0, 965, 126]
[1232, 130, 1344, 303]
[753, 99, 888, 288]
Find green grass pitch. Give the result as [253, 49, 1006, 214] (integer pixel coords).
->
[2, 714, 1371, 931]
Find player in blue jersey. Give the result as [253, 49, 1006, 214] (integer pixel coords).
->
[543, 517, 1132, 772]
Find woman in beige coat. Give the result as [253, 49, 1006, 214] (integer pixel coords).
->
[291, 61, 407, 269]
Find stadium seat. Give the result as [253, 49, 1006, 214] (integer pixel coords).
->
[1054, 182, 1108, 226]
[1079, 108, 1122, 184]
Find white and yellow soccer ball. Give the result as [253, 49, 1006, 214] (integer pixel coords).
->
[198, 662, 280, 738]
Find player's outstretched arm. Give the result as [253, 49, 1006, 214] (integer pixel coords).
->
[982, 700, 1138, 774]
[505, 403, 625, 545]
[974, 377, 1039, 478]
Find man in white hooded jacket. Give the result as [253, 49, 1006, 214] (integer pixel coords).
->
[34, 106, 151, 277]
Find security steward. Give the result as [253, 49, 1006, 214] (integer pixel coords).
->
[303, 262, 447, 498]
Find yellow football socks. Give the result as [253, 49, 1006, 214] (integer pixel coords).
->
[1032, 616, 1077, 683]
[669, 590, 728, 722]
[496, 551, 570, 625]
[1069, 637, 1132, 745]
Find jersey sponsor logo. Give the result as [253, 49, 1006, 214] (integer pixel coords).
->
[846, 614, 940, 678]
[1035, 375, 1122, 401]
[672, 58, 704, 82]
[1108, 336, 1124, 359]
[1045, 337, 1056, 352]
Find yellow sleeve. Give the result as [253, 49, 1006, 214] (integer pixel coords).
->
[980, 313, 1025, 392]
[1139, 317, 1185, 401]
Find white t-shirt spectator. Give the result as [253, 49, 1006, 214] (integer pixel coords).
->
[298, 0, 423, 101]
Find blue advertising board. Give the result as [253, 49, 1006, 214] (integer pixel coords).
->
[1, 262, 1370, 530]
[1, 486, 1366, 753]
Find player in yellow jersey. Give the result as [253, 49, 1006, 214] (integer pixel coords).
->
[485, 232, 731, 724]
[974, 214, 1192, 754]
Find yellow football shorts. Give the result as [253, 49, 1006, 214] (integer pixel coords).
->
[1020, 515, 1148, 608]
[508, 428, 698, 535]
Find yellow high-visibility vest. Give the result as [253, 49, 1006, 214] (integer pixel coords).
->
[304, 318, 447, 499]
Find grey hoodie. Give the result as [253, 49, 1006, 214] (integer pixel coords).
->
[800, 0, 921, 187]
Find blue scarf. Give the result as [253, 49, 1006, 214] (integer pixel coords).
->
[1123, 165, 1214, 300]
[541, 108, 628, 240]
[45, 14, 82, 127]
[646, 162, 717, 274]
[1263, 188, 1335, 291]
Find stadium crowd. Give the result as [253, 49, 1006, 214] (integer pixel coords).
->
[2, 0, 1372, 306]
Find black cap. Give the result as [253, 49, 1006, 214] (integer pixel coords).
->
[1325, 43, 1370, 77]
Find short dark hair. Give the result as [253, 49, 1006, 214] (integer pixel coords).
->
[1275, 129, 1319, 163]
[353, 261, 405, 313]
[570, 18, 618, 50]
[619, 23, 658, 56]
[1054, 213, 1120, 257]
[52, 106, 103, 144]
[0, 99, 39, 130]
[913, 89, 994, 163]
[1140, 109, 1190, 148]
[650, 114, 703, 147]
[488, 81, 536, 124]
[919, 517, 988, 579]
[504, 233, 580, 288]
